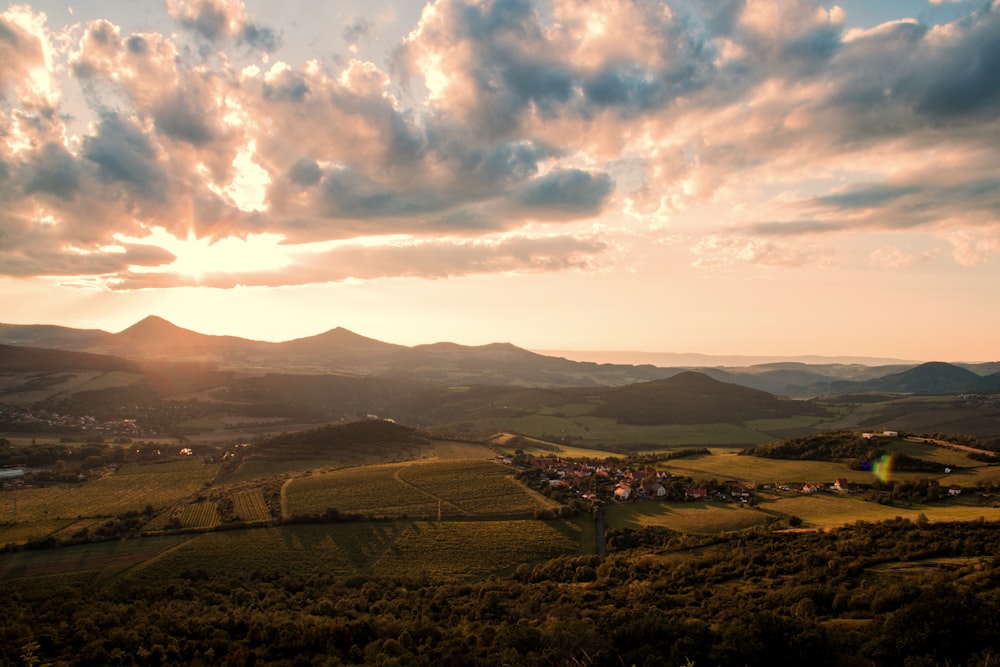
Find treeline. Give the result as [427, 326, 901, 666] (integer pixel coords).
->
[5, 519, 1000, 665]
[741, 430, 879, 460]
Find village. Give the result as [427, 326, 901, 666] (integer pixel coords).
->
[503, 451, 967, 508]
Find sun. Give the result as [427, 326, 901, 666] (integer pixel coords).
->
[117, 227, 292, 282]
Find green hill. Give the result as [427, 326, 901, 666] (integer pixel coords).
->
[252, 419, 431, 461]
[590, 371, 829, 425]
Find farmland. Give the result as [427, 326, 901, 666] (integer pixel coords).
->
[231, 488, 271, 522]
[605, 500, 770, 534]
[282, 459, 552, 519]
[0, 458, 218, 537]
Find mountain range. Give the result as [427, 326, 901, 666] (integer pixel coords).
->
[1, 316, 997, 397]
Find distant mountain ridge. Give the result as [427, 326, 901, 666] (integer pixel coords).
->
[0, 316, 996, 394]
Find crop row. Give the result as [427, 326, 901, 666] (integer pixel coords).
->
[369, 520, 578, 579]
[127, 518, 579, 582]
[231, 489, 271, 522]
[283, 460, 544, 519]
[180, 502, 222, 529]
[7, 460, 219, 526]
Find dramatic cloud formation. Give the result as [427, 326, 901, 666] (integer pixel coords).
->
[2, 0, 998, 287]
[0, 0, 997, 359]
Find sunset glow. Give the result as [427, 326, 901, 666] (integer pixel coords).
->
[0, 0, 997, 360]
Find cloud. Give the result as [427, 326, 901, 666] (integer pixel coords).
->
[165, 0, 279, 51]
[2, 0, 1000, 287]
[869, 246, 917, 270]
[108, 233, 608, 289]
[691, 234, 835, 269]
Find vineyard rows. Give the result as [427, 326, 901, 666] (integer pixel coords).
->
[180, 502, 222, 529]
[283, 459, 545, 519]
[127, 519, 579, 582]
[5, 459, 218, 523]
[231, 489, 271, 523]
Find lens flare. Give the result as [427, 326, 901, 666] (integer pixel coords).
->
[871, 453, 895, 483]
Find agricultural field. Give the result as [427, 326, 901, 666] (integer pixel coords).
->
[283, 459, 549, 519]
[0, 534, 192, 584]
[754, 491, 1000, 528]
[605, 501, 770, 534]
[0, 458, 218, 546]
[224, 458, 346, 485]
[0, 518, 75, 547]
[128, 524, 394, 580]
[461, 413, 775, 449]
[657, 449, 973, 487]
[367, 519, 579, 579]
[398, 460, 552, 515]
[180, 501, 222, 529]
[126, 518, 577, 582]
[231, 488, 271, 522]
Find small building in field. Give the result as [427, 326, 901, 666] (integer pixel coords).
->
[948, 484, 962, 496]
[685, 488, 708, 500]
[834, 478, 851, 492]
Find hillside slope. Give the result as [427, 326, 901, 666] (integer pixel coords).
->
[590, 371, 829, 425]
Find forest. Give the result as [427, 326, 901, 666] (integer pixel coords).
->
[3, 518, 1000, 666]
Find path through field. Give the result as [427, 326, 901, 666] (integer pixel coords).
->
[392, 467, 470, 516]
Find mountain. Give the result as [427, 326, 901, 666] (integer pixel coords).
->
[1, 317, 995, 393]
[0, 317, 673, 387]
[0, 343, 140, 373]
[0, 323, 110, 350]
[589, 371, 829, 425]
[861, 362, 983, 394]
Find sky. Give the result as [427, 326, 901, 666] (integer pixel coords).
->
[0, 0, 998, 362]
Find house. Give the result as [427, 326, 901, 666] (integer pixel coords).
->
[614, 485, 632, 501]
[729, 484, 751, 502]
[883, 430, 899, 437]
[685, 488, 708, 500]
[802, 483, 821, 494]
[642, 482, 667, 498]
[833, 478, 851, 492]
[948, 484, 962, 496]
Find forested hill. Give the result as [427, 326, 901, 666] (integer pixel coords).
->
[590, 371, 829, 425]
[741, 431, 880, 461]
[251, 419, 431, 461]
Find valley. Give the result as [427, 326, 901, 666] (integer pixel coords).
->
[2, 317, 999, 665]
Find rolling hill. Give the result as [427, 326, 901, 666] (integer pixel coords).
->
[588, 371, 830, 425]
